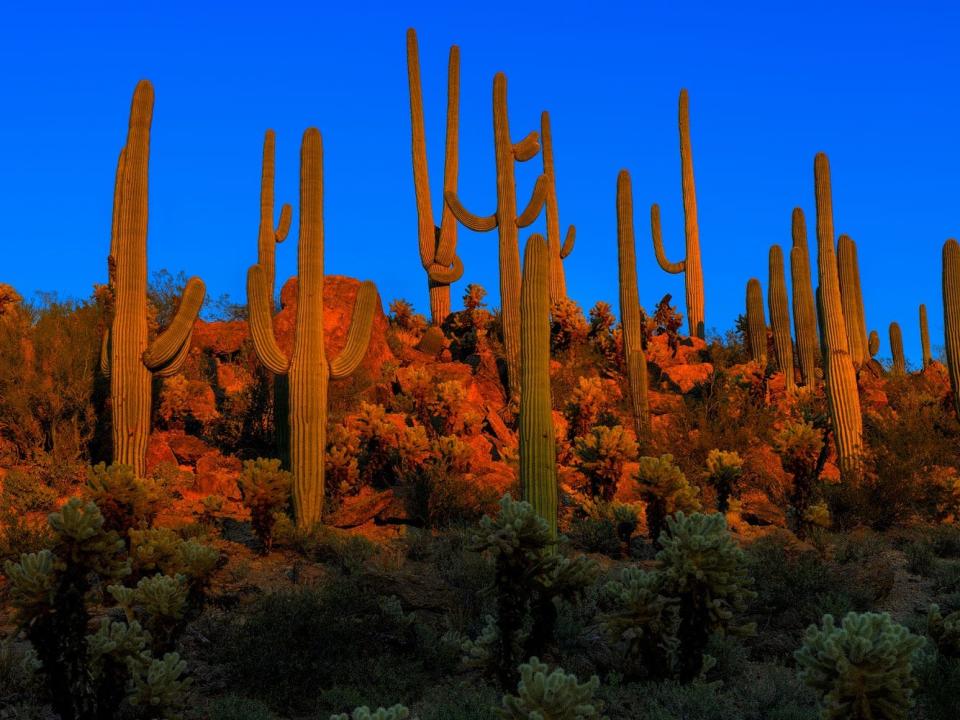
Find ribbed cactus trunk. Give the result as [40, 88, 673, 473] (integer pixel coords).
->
[248, 129, 377, 527]
[519, 234, 557, 537]
[406, 29, 463, 326]
[837, 235, 868, 368]
[650, 89, 704, 339]
[919, 304, 932, 367]
[746, 279, 767, 367]
[541, 111, 575, 305]
[446, 73, 547, 398]
[889, 322, 906, 376]
[791, 208, 819, 386]
[106, 80, 205, 477]
[768, 245, 795, 389]
[813, 153, 863, 482]
[616, 170, 650, 441]
[943, 239, 960, 420]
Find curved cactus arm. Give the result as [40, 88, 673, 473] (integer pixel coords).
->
[560, 225, 576, 258]
[143, 277, 206, 371]
[406, 28, 439, 269]
[100, 328, 111, 377]
[329, 281, 378, 380]
[444, 190, 497, 232]
[650, 204, 686, 274]
[247, 264, 290, 375]
[434, 43, 461, 268]
[427, 256, 464, 284]
[512, 131, 540, 162]
[516, 175, 548, 228]
[276, 204, 292, 242]
[153, 328, 193, 377]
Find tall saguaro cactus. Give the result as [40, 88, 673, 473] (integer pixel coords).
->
[791, 208, 819, 386]
[446, 72, 547, 398]
[519, 233, 557, 537]
[813, 153, 863, 482]
[103, 80, 206, 477]
[746, 279, 767, 367]
[837, 235, 869, 368]
[943, 239, 960, 420]
[406, 28, 464, 325]
[541, 111, 575, 304]
[768, 245, 795, 389]
[919, 304, 932, 368]
[650, 89, 705, 339]
[247, 129, 378, 527]
[889, 322, 906, 376]
[616, 170, 651, 440]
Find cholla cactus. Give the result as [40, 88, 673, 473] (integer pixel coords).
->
[928, 604, 960, 658]
[658, 512, 756, 681]
[238, 458, 293, 551]
[573, 425, 638, 501]
[795, 611, 924, 720]
[330, 706, 411, 720]
[4, 550, 57, 617]
[705, 449, 743, 512]
[47, 498, 131, 582]
[86, 462, 162, 536]
[497, 657, 605, 720]
[109, 573, 188, 653]
[128, 651, 191, 718]
[564, 376, 622, 439]
[774, 420, 827, 537]
[634, 455, 701, 544]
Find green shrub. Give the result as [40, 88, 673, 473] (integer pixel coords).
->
[86, 462, 162, 537]
[497, 657, 604, 720]
[634, 455, 701, 544]
[567, 517, 622, 557]
[238, 458, 292, 551]
[795, 611, 924, 720]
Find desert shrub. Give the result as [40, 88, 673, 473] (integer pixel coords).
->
[443, 284, 493, 360]
[905, 540, 937, 576]
[795, 611, 924, 720]
[497, 657, 604, 719]
[550, 298, 590, 354]
[273, 520, 379, 574]
[1, 468, 57, 512]
[388, 299, 427, 335]
[158, 374, 219, 431]
[206, 695, 278, 720]
[85, 462, 162, 537]
[238, 458, 292, 550]
[344, 403, 431, 488]
[586, 302, 620, 373]
[464, 495, 599, 686]
[563, 377, 621, 441]
[0, 638, 42, 711]
[705, 449, 743, 512]
[648, 294, 683, 356]
[598, 679, 739, 720]
[573, 426, 637, 501]
[634, 455, 701, 543]
[331, 706, 410, 720]
[567, 517, 621, 557]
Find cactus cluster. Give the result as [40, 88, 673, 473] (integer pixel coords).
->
[497, 657, 605, 720]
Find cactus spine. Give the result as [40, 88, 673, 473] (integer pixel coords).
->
[541, 111, 575, 305]
[889, 322, 906, 376]
[790, 208, 819, 386]
[519, 234, 557, 537]
[813, 153, 863, 481]
[446, 73, 547, 398]
[919, 304, 932, 367]
[837, 234, 869, 367]
[650, 89, 705, 339]
[943, 239, 960, 420]
[768, 245, 795, 389]
[406, 29, 463, 326]
[746, 279, 767, 367]
[104, 80, 206, 477]
[616, 170, 651, 441]
[248, 129, 378, 527]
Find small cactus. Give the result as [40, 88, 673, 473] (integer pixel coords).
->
[919, 303, 932, 367]
[745, 278, 767, 367]
[868, 329, 880, 358]
[497, 657, 606, 720]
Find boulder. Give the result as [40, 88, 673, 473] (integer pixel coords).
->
[192, 319, 247, 356]
[660, 362, 713, 394]
[195, 450, 242, 497]
[145, 432, 178, 474]
[167, 432, 211, 466]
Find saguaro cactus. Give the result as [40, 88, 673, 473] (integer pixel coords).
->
[837, 234, 869, 368]
[813, 153, 863, 481]
[746, 279, 767, 367]
[616, 170, 651, 440]
[650, 89, 705, 339]
[791, 208, 819, 386]
[519, 233, 557, 537]
[768, 245, 795, 389]
[868, 330, 880, 358]
[889, 322, 906, 376]
[248, 129, 378, 527]
[446, 72, 547, 398]
[919, 304, 932, 367]
[103, 80, 205, 477]
[541, 111, 575, 305]
[943, 239, 960, 420]
[406, 28, 464, 325]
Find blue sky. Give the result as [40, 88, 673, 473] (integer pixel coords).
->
[1, 1, 958, 365]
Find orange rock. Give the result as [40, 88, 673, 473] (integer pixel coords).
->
[216, 362, 254, 396]
[145, 432, 178, 474]
[660, 362, 713, 393]
[192, 319, 247, 356]
[645, 332, 707, 368]
[648, 390, 683, 415]
[167, 431, 211, 466]
[195, 450, 242, 497]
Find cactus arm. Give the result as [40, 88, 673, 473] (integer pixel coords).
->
[100, 328, 111, 377]
[153, 327, 193, 377]
[444, 190, 497, 232]
[329, 280, 378, 380]
[560, 225, 576, 258]
[247, 264, 290, 374]
[650, 204, 686, 274]
[142, 277, 205, 370]
[435, 43, 461, 268]
[919, 303, 932, 367]
[406, 28, 439, 269]
[516, 175, 547, 228]
[427, 256, 464, 284]
[512, 131, 540, 162]
[276, 204, 292, 242]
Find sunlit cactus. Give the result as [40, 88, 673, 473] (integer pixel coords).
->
[919, 303, 932, 367]
[768, 245, 795, 389]
[406, 28, 463, 325]
[541, 111, 576, 305]
[445, 72, 547, 397]
[944, 239, 960, 420]
[247, 129, 379, 527]
[791, 208, 819, 386]
[102, 80, 206, 476]
[869, 330, 880, 358]
[616, 170, 651, 440]
[837, 234, 869, 367]
[889, 322, 906, 376]
[813, 153, 863, 481]
[650, 89, 705, 339]
[745, 278, 767, 367]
